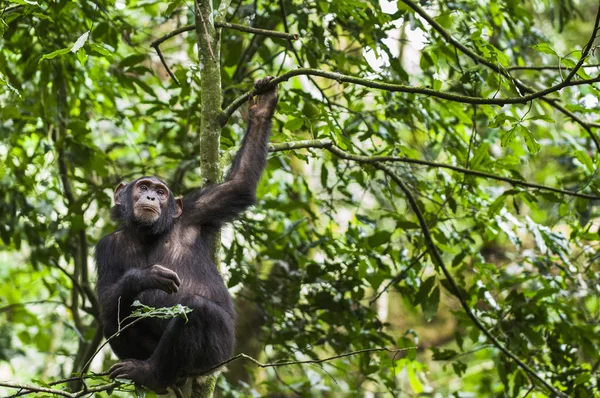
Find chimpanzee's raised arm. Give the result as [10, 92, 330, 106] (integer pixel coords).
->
[183, 77, 278, 229]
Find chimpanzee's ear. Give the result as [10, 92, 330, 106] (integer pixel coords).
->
[114, 182, 127, 205]
[174, 197, 183, 218]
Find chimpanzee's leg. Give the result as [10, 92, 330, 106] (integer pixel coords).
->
[109, 295, 235, 393]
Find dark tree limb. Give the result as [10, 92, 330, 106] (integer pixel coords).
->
[507, 64, 600, 72]
[152, 44, 180, 85]
[221, 68, 600, 124]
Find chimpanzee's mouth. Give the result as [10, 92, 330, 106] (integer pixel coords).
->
[139, 206, 159, 214]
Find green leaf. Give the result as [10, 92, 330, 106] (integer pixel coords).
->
[165, 0, 183, 15]
[452, 361, 467, 376]
[489, 113, 516, 129]
[132, 78, 156, 97]
[135, 384, 146, 398]
[423, 286, 440, 321]
[120, 54, 146, 68]
[414, 276, 435, 305]
[39, 47, 70, 62]
[575, 150, 594, 172]
[532, 43, 557, 56]
[528, 114, 554, 123]
[469, 141, 490, 169]
[31, 379, 51, 388]
[284, 117, 304, 131]
[500, 125, 517, 147]
[77, 48, 88, 66]
[368, 231, 391, 248]
[517, 125, 540, 154]
[32, 12, 53, 21]
[407, 363, 423, 393]
[88, 43, 115, 61]
[561, 58, 576, 68]
[7, 0, 38, 5]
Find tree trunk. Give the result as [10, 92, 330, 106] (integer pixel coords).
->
[192, 0, 231, 396]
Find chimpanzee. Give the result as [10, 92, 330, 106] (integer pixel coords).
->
[95, 77, 278, 392]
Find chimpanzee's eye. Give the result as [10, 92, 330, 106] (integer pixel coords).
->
[140, 185, 148, 191]
[157, 189, 165, 196]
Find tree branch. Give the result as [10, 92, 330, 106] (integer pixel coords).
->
[215, 0, 233, 24]
[0, 382, 75, 398]
[0, 380, 123, 398]
[268, 139, 333, 151]
[268, 140, 600, 200]
[221, 68, 600, 123]
[507, 64, 600, 72]
[0, 300, 65, 314]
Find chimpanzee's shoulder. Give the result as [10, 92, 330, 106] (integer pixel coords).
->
[95, 230, 125, 251]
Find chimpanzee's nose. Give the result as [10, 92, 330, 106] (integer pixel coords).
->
[147, 196, 155, 201]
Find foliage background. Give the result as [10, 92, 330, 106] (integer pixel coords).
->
[1, 0, 600, 396]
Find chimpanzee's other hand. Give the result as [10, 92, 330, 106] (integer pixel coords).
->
[249, 76, 278, 119]
[147, 264, 181, 294]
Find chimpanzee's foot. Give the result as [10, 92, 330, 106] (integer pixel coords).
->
[249, 76, 278, 118]
[109, 359, 170, 394]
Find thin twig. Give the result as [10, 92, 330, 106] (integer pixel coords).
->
[79, 313, 148, 377]
[193, 347, 416, 376]
[369, 250, 428, 305]
[151, 43, 180, 85]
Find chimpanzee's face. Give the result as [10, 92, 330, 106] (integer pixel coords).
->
[131, 178, 170, 224]
[113, 176, 183, 234]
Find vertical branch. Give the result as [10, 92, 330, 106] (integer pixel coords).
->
[193, 0, 226, 396]
[216, 0, 233, 24]
[195, 0, 223, 189]
[194, 0, 223, 265]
